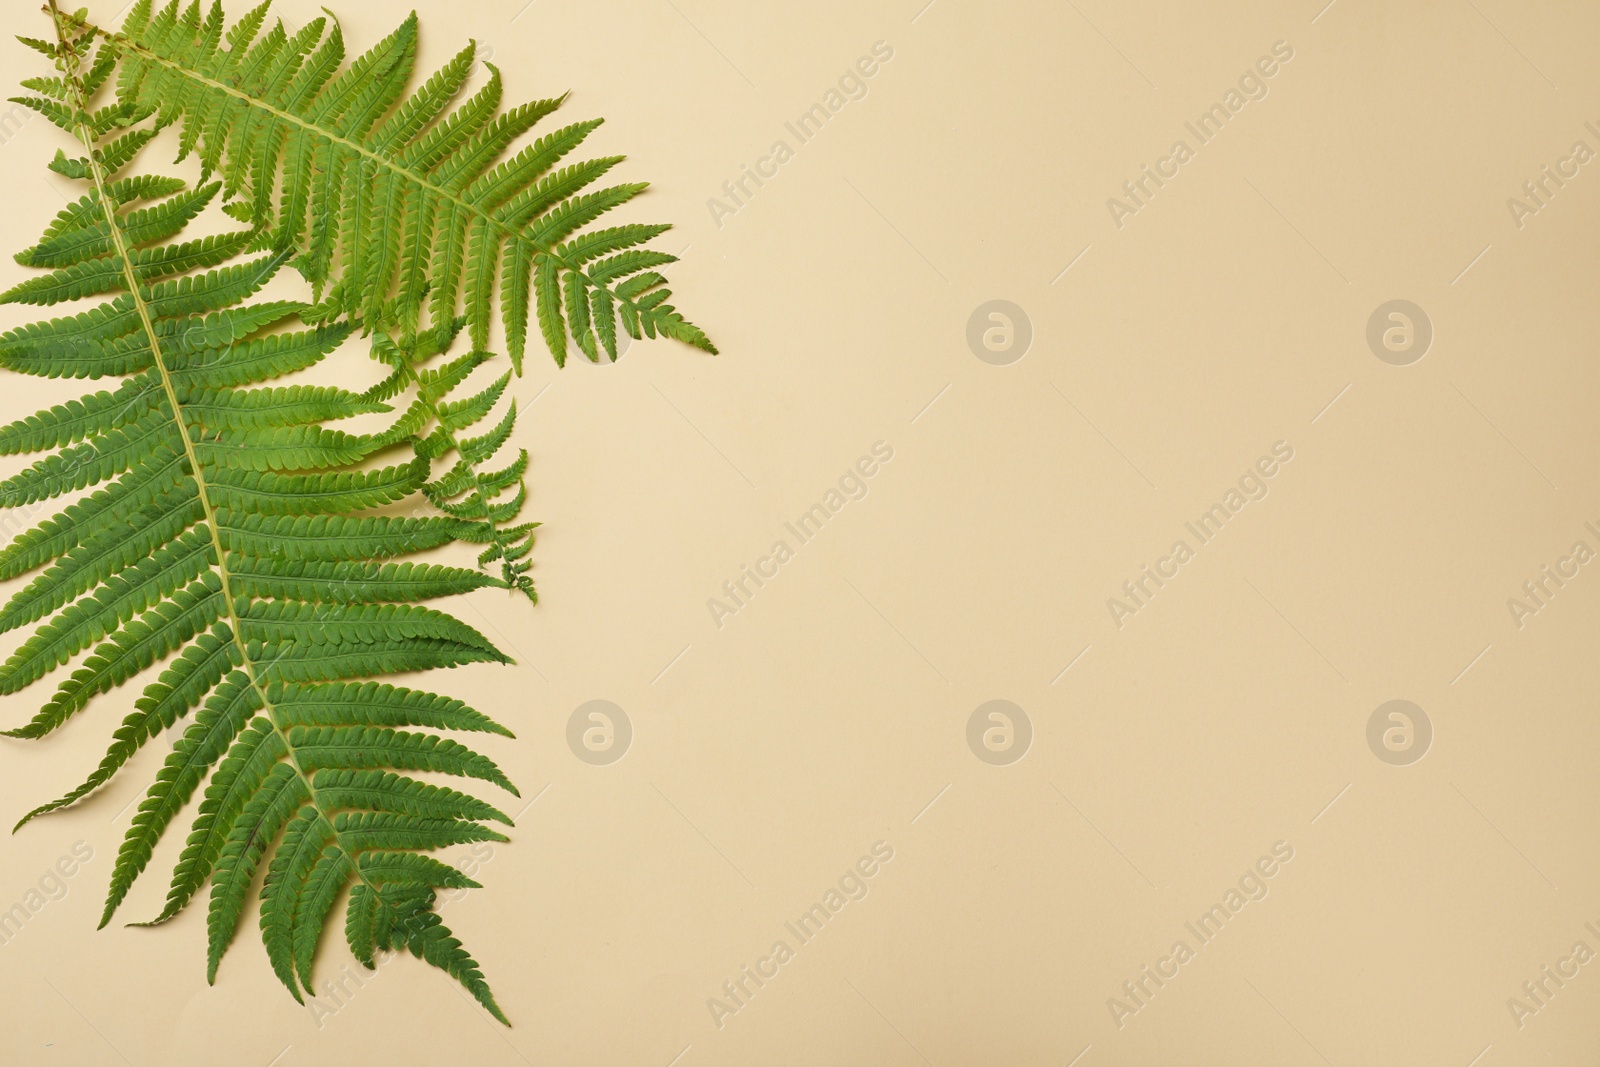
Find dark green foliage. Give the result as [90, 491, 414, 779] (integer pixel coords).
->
[0, 3, 558, 1025]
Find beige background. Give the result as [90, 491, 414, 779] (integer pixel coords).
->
[0, 0, 1597, 1064]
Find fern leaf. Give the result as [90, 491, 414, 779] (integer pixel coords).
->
[108, 2, 715, 365]
[1, 7, 521, 1020]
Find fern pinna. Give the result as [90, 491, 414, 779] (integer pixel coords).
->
[1, 5, 523, 1022]
[107, 0, 718, 370]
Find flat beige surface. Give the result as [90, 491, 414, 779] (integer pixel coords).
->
[0, 0, 1598, 1064]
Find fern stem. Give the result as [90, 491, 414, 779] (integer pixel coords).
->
[81, 20, 664, 358]
[46, 0, 381, 928]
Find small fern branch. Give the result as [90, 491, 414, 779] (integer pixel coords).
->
[365, 318, 537, 600]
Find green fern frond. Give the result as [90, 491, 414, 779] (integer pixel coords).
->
[0, 5, 519, 1023]
[102, 0, 716, 369]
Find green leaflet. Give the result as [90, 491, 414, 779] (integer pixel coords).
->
[0, 4, 525, 1025]
[344, 882, 380, 968]
[0, 410, 179, 508]
[191, 422, 376, 472]
[238, 600, 506, 659]
[312, 768, 513, 823]
[10, 627, 239, 828]
[0, 372, 161, 455]
[0, 230, 254, 306]
[141, 716, 284, 925]
[227, 557, 501, 602]
[0, 525, 215, 690]
[287, 726, 518, 795]
[17, 180, 216, 269]
[215, 511, 473, 561]
[166, 316, 351, 387]
[207, 761, 307, 982]
[292, 843, 355, 991]
[209, 459, 428, 516]
[350, 877, 507, 1024]
[259, 806, 334, 1001]
[0, 250, 285, 360]
[19, 174, 186, 261]
[253, 636, 507, 684]
[0, 483, 204, 634]
[4, 577, 227, 739]
[277, 682, 514, 738]
[103, 670, 265, 926]
[358, 851, 482, 890]
[176, 383, 388, 430]
[0, 450, 189, 579]
[332, 811, 509, 852]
